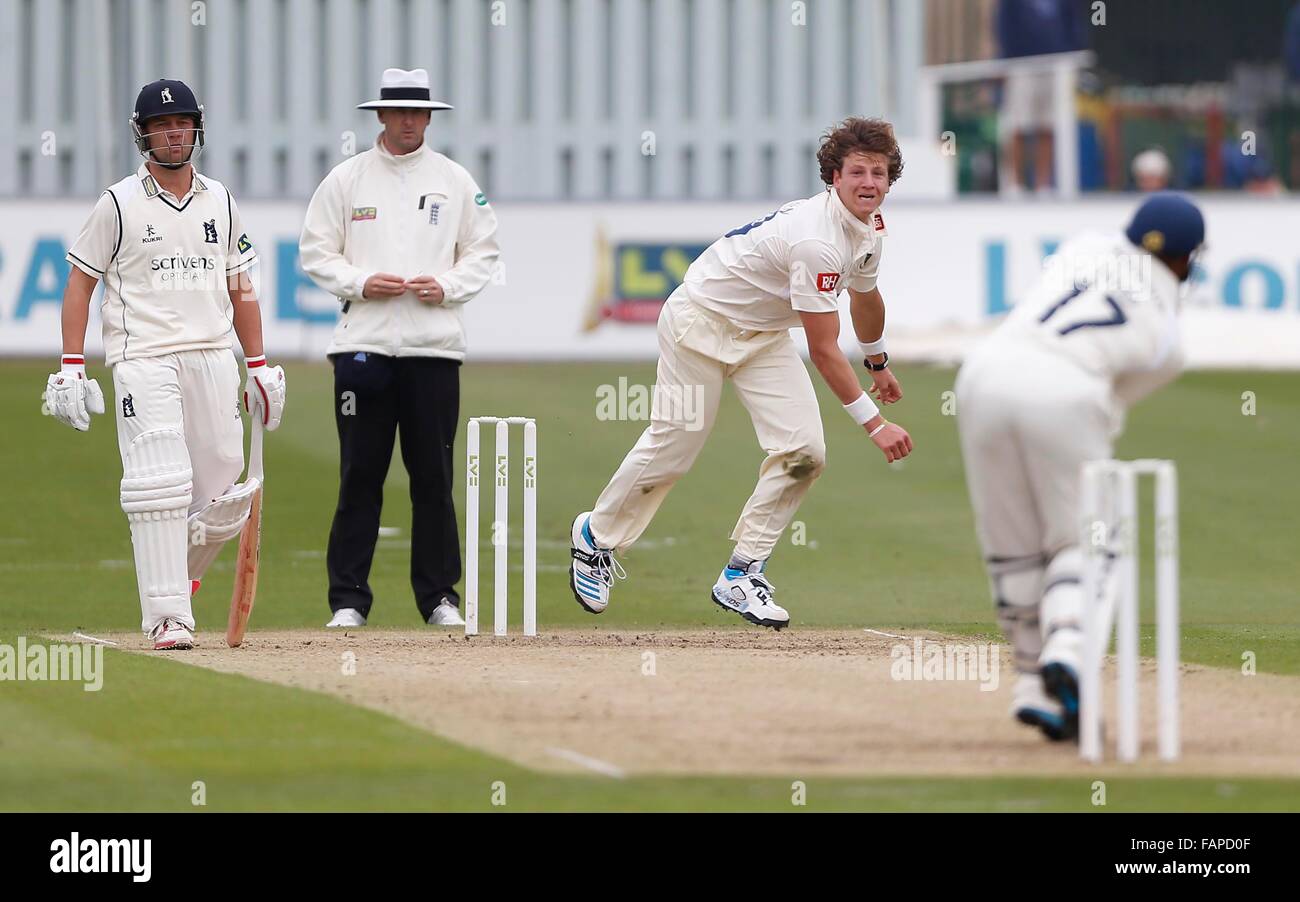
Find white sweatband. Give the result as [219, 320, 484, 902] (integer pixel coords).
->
[245, 355, 267, 370]
[869, 422, 888, 437]
[842, 392, 880, 426]
[859, 338, 887, 358]
[60, 354, 86, 377]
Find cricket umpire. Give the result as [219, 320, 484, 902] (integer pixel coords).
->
[300, 68, 500, 628]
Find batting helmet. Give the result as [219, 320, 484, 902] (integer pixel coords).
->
[1124, 192, 1205, 260]
[131, 78, 206, 168]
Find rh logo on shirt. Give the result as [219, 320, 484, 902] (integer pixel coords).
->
[816, 272, 840, 292]
[202, 219, 218, 244]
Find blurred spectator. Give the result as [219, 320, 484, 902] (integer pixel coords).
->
[1221, 138, 1286, 195]
[1131, 148, 1173, 191]
[997, 0, 1087, 193]
[1074, 72, 1108, 191]
[1245, 158, 1286, 195]
[1286, 2, 1300, 83]
[997, 0, 1086, 57]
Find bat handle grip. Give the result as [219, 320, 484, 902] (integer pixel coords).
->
[248, 416, 265, 483]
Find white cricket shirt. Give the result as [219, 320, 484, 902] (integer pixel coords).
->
[66, 164, 259, 366]
[991, 231, 1185, 405]
[683, 187, 887, 331]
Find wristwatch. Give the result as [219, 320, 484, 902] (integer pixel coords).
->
[863, 351, 890, 372]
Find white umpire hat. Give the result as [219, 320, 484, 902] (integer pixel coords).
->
[357, 68, 453, 111]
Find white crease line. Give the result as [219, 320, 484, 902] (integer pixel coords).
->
[863, 628, 906, 639]
[72, 632, 120, 646]
[545, 747, 626, 779]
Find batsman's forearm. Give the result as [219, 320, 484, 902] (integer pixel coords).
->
[61, 298, 90, 356]
[850, 288, 885, 342]
[230, 284, 266, 359]
[60, 273, 95, 356]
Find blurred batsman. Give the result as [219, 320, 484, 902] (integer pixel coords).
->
[45, 79, 286, 650]
[568, 118, 914, 630]
[300, 68, 500, 629]
[955, 193, 1205, 741]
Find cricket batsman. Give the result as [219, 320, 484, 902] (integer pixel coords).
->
[569, 118, 914, 629]
[43, 79, 286, 650]
[955, 193, 1204, 740]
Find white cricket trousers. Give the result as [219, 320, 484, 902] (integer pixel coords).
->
[956, 339, 1116, 561]
[590, 287, 826, 561]
[955, 338, 1117, 670]
[113, 347, 245, 631]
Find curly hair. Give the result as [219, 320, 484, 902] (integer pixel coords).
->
[816, 118, 904, 187]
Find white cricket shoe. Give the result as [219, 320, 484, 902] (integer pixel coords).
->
[1012, 672, 1070, 741]
[326, 608, 367, 628]
[710, 561, 790, 630]
[150, 617, 194, 651]
[427, 601, 466, 627]
[568, 511, 625, 614]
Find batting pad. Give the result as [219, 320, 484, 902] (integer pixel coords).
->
[1042, 546, 1085, 635]
[988, 556, 1047, 673]
[187, 478, 260, 581]
[120, 429, 194, 631]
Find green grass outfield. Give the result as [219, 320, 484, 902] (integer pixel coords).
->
[2, 359, 1297, 811]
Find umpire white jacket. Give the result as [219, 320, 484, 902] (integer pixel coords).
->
[299, 135, 500, 360]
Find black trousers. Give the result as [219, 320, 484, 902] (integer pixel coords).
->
[327, 353, 461, 621]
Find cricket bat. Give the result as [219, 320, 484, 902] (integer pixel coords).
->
[226, 418, 265, 647]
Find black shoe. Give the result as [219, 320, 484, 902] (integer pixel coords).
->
[1041, 662, 1081, 741]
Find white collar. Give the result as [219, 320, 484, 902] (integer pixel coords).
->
[826, 186, 877, 245]
[138, 163, 206, 203]
[375, 133, 428, 166]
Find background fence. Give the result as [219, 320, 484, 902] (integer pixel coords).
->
[0, 0, 924, 200]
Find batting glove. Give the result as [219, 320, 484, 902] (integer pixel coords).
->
[243, 355, 287, 431]
[43, 354, 105, 432]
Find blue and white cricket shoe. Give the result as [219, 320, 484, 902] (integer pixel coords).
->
[710, 561, 790, 630]
[569, 511, 625, 614]
[1040, 660, 1080, 741]
[1012, 673, 1070, 741]
[1040, 628, 1082, 741]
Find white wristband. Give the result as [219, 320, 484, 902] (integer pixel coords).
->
[869, 421, 888, 437]
[858, 338, 887, 358]
[59, 354, 86, 377]
[842, 392, 880, 426]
